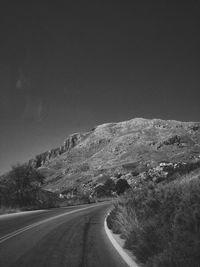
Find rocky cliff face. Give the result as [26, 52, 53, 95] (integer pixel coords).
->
[31, 118, 200, 192]
[29, 133, 86, 168]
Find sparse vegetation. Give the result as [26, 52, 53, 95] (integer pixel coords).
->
[107, 170, 200, 267]
[25, 118, 200, 192]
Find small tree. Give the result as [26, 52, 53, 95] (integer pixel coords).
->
[6, 163, 45, 207]
[104, 178, 116, 196]
[115, 179, 130, 195]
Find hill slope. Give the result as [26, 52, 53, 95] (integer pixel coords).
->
[29, 118, 200, 192]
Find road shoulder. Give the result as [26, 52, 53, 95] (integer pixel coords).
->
[104, 212, 140, 267]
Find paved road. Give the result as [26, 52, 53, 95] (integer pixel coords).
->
[0, 203, 128, 267]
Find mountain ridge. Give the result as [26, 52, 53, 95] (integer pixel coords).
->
[27, 117, 200, 192]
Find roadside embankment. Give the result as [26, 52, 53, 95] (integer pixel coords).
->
[106, 169, 200, 267]
[104, 211, 140, 267]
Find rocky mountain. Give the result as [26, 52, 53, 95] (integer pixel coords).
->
[30, 118, 200, 192]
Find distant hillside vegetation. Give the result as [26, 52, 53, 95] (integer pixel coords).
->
[27, 118, 200, 194]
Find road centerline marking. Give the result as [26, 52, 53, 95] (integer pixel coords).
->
[0, 203, 106, 244]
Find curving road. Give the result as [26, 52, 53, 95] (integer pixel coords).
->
[0, 203, 128, 267]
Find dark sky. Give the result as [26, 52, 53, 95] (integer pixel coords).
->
[0, 0, 200, 174]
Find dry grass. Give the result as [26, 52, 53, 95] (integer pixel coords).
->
[0, 206, 21, 215]
[107, 170, 200, 266]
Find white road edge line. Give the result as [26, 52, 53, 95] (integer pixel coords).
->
[104, 212, 139, 267]
[0, 203, 106, 244]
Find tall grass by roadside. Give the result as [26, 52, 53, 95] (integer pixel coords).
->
[107, 170, 200, 267]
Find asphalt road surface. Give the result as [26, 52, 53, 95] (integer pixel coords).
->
[0, 203, 128, 267]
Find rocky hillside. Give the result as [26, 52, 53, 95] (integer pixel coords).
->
[30, 118, 200, 192]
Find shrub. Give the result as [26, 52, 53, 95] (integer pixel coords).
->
[104, 178, 115, 195]
[94, 184, 106, 197]
[115, 178, 130, 195]
[94, 178, 116, 197]
[108, 172, 200, 266]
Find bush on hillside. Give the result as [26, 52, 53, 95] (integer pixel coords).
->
[104, 178, 116, 194]
[115, 178, 130, 195]
[94, 184, 107, 197]
[94, 178, 116, 198]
